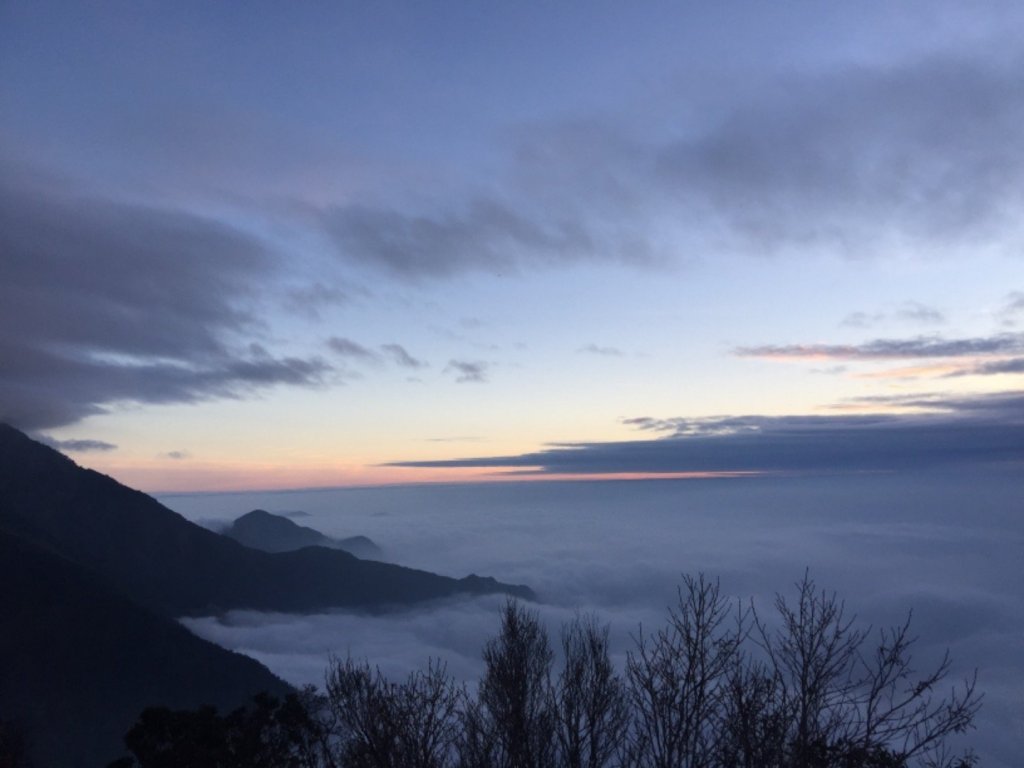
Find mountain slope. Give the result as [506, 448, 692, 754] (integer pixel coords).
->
[224, 508, 383, 559]
[0, 529, 291, 768]
[0, 424, 533, 617]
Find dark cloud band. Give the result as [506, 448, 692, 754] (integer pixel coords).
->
[0, 175, 331, 430]
[737, 333, 1024, 361]
[388, 393, 1024, 475]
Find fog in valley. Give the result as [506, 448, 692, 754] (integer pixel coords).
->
[164, 469, 1023, 767]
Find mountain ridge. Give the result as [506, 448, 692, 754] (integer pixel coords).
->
[0, 423, 533, 617]
[224, 507, 383, 559]
[0, 423, 533, 766]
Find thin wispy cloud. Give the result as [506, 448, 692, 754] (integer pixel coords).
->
[841, 302, 945, 329]
[381, 344, 428, 369]
[897, 301, 946, 324]
[998, 291, 1024, 326]
[323, 199, 599, 279]
[283, 283, 363, 321]
[578, 344, 624, 357]
[947, 357, 1024, 377]
[326, 337, 381, 363]
[38, 436, 118, 453]
[445, 360, 489, 383]
[620, 417, 672, 433]
[839, 312, 880, 329]
[736, 333, 1024, 361]
[621, 416, 758, 437]
[163, 450, 191, 460]
[830, 390, 1024, 415]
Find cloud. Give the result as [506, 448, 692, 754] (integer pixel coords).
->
[831, 390, 1024, 417]
[389, 392, 1024, 475]
[381, 344, 428, 369]
[620, 416, 756, 436]
[654, 56, 1024, 257]
[998, 291, 1024, 326]
[0, 174, 334, 430]
[841, 303, 945, 330]
[215, 345, 333, 386]
[896, 301, 945, 324]
[283, 283, 356, 320]
[326, 337, 380, 363]
[322, 199, 600, 278]
[839, 312, 880, 329]
[163, 450, 191, 460]
[445, 360, 489, 383]
[38, 436, 118, 453]
[167, 468, 1023, 768]
[319, 53, 1024, 277]
[947, 357, 1024, 377]
[736, 333, 1024, 361]
[578, 344, 624, 357]
[620, 417, 674, 433]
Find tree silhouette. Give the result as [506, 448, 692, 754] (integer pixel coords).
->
[115, 573, 982, 768]
[323, 657, 463, 768]
[624, 574, 745, 768]
[554, 614, 628, 768]
[466, 600, 557, 768]
[747, 573, 980, 768]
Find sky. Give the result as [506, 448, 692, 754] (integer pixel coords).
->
[2, 0, 1023, 492]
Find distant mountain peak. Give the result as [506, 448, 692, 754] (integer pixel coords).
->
[225, 508, 384, 559]
[0, 423, 533, 616]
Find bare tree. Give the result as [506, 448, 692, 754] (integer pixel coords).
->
[624, 574, 746, 768]
[753, 572, 981, 768]
[715, 660, 788, 768]
[457, 699, 498, 768]
[116, 573, 980, 768]
[554, 614, 629, 768]
[399, 661, 464, 768]
[757, 573, 868, 764]
[466, 600, 557, 768]
[324, 656, 463, 768]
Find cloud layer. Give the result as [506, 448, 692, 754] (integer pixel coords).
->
[168, 469, 1024, 767]
[322, 53, 1024, 276]
[0, 175, 333, 430]
[389, 392, 1024, 475]
[445, 360, 489, 383]
[737, 333, 1024, 361]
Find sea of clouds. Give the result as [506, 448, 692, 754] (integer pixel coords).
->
[162, 469, 1023, 767]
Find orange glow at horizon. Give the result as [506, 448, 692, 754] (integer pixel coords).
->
[79, 454, 763, 495]
[93, 461, 501, 495]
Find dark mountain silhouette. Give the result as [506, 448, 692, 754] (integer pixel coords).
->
[0, 529, 291, 768]
[225, 508, 383, 559]
[0, 424, 533, 618]
[0, 424, 533, 766]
